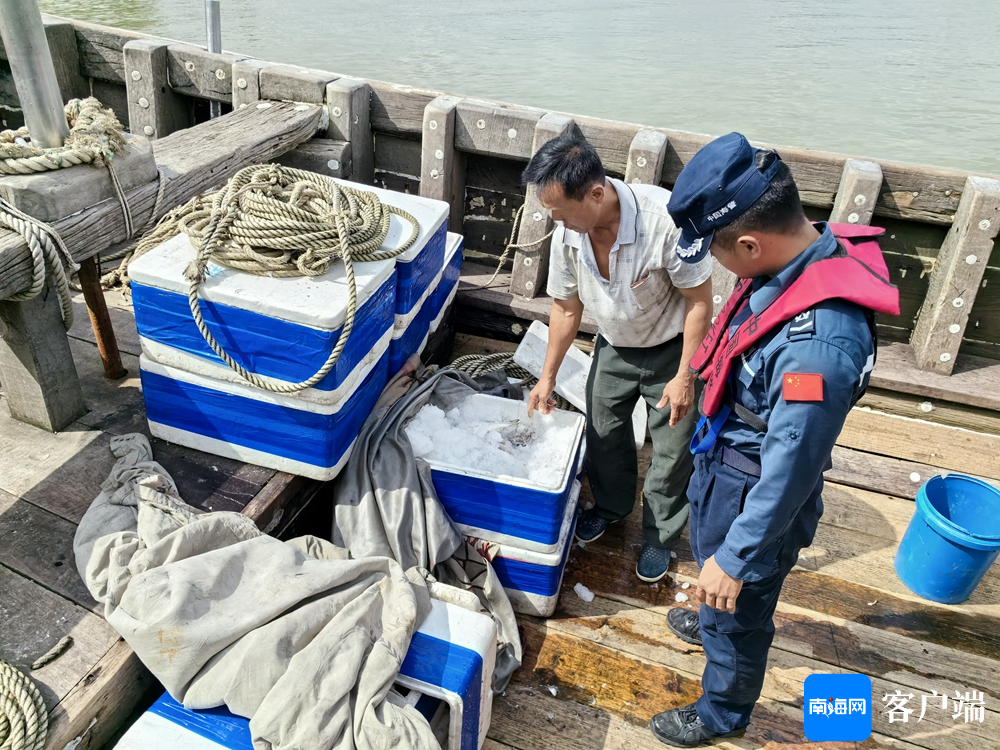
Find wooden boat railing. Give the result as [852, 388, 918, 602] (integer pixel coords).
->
[0, 15, 998, 408]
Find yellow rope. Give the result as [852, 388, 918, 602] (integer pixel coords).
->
[0, 660, 46, 750]
[129, 164, 421, 393]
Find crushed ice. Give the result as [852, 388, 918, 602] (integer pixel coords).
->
[405, 399, 577, 487]
[573, 582, 595, 602]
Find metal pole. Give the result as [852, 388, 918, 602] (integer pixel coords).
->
[205, 0, 222, 119]
[0, 0, 69, 148]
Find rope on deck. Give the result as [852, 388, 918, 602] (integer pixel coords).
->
[449, 351, 574, 411]
[123, 164, 421, 393]
[0, 98, 134, 322]
[0, 660, 47, 750]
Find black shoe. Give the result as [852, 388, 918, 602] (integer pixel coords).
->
[649, 703, 746, 747]
[574, 509, 614, 543]
[636, 544, 670, 582]
[666, 607, 702, 646]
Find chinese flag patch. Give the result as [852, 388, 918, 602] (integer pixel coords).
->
[783, 372, 824, 402]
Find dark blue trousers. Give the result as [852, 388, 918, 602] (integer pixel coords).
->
[686, 450, 821, 734]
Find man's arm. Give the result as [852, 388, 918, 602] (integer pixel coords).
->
[527, 296, 584, 416]
[656, 278, 712, 427]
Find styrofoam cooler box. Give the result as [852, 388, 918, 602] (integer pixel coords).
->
[114, 594, 497, 750]
[139, 349, 389, 481]
[129, 232, 398, 400]
[388, 232, 464, 374]
[423, 394, 585, 554]
[326, 178, 449, 317]
[467, 481, 580, 617]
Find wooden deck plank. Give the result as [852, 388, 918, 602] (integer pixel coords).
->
[553, 590, 1000, 698]
[0, 565, 119, 710]
[870, 342, 1000, 413]
[0, 490, 99, 612]
[510, 620, 943, 750]
[841, 408, 1000, 480]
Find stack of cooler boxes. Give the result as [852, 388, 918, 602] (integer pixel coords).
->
[114, 588, 498, 750]
[421, 394, 586, 617]
[130, 180, 457, 481]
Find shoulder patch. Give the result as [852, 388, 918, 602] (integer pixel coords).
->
[783, 372, 824, 402]
[787, 309, 816, 338]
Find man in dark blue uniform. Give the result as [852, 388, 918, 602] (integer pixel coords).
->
[647, 133, 897, 747]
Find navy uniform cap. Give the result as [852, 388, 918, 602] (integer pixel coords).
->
[667, 132, 782, 263]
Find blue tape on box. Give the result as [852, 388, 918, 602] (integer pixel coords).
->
[394, 223, 448, 315]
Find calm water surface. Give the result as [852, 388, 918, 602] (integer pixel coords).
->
[40, 0, 1000, 173]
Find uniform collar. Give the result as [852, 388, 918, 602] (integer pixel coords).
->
[748, 222, 837, 316]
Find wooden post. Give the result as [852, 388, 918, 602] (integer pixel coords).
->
[830, 160, 883, 225]
[326, 77, 374, 184]
[624, 129, 667, 185]
[41, 20, 89, 101]
[259, 66, 336, 104]
[910, 176, 1000, 374]
[0, 277, 87, 431]
[419, 95, 465, 231]
[123, 40, 190, 139]
[232, 59, 269, 109]
[508, 113, 575, 299]
[76, 256, 126, 379]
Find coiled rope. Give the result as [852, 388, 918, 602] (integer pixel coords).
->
[0, 98, 132, 328]
[449, 352, 573, 411]
[127, 164, 420, 393]
[0, 660, 46, 750]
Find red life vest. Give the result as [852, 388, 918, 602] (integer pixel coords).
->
[692, 223, 901, 419]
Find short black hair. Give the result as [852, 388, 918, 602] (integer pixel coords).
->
[714, 150, 807, 248]
[522, 134, 606, 201]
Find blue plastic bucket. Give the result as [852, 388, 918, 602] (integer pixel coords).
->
[894, 474, 1000, 604]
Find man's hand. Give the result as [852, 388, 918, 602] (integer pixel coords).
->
[527, 377, 557, 417]
[696, 555, 744, 613]
[657, 371, 696, 427]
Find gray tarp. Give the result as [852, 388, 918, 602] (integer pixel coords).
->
[74, 433, 442, 750]
[332, 361, 523, 689]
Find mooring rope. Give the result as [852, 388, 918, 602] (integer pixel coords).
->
[0, 197, 77, 329]
[126, 164, 420, 393]
[0, 97, 133, 322]
[476, 202, 556, 289]
[0, 660, 47, 750]
[449, 351, 573, 411]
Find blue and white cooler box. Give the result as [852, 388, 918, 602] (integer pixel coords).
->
[466, 481, 580, 617]
[389, 232, 464, 374]
[129, 188, 442, 480]
[422, 394, 585, 555]
[114, 591, 498, 750]
[331, 179, 451, 319]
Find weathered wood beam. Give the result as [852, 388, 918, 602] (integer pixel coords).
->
[910, 176, 1000, 374]
[623, 129, 667, 185]
[123, 40, 191, 139]
[326, 77, 374, 184]
[830, 159, 883, 225]
[0, 277, 87, 431]
[41, 17, 1000, 227]
[259, 65, 337, 104]
[508, 113, 575, 298]
[454, 101, 542, 160]
[0, 102, 324, 301]
[273, 138, 351, 178]
[232, 58, 269, 109]
[166, 43, 247, 104]
[419, 95, 465, 230]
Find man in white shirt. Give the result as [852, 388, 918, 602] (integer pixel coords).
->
[525, 135, 713, 582]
